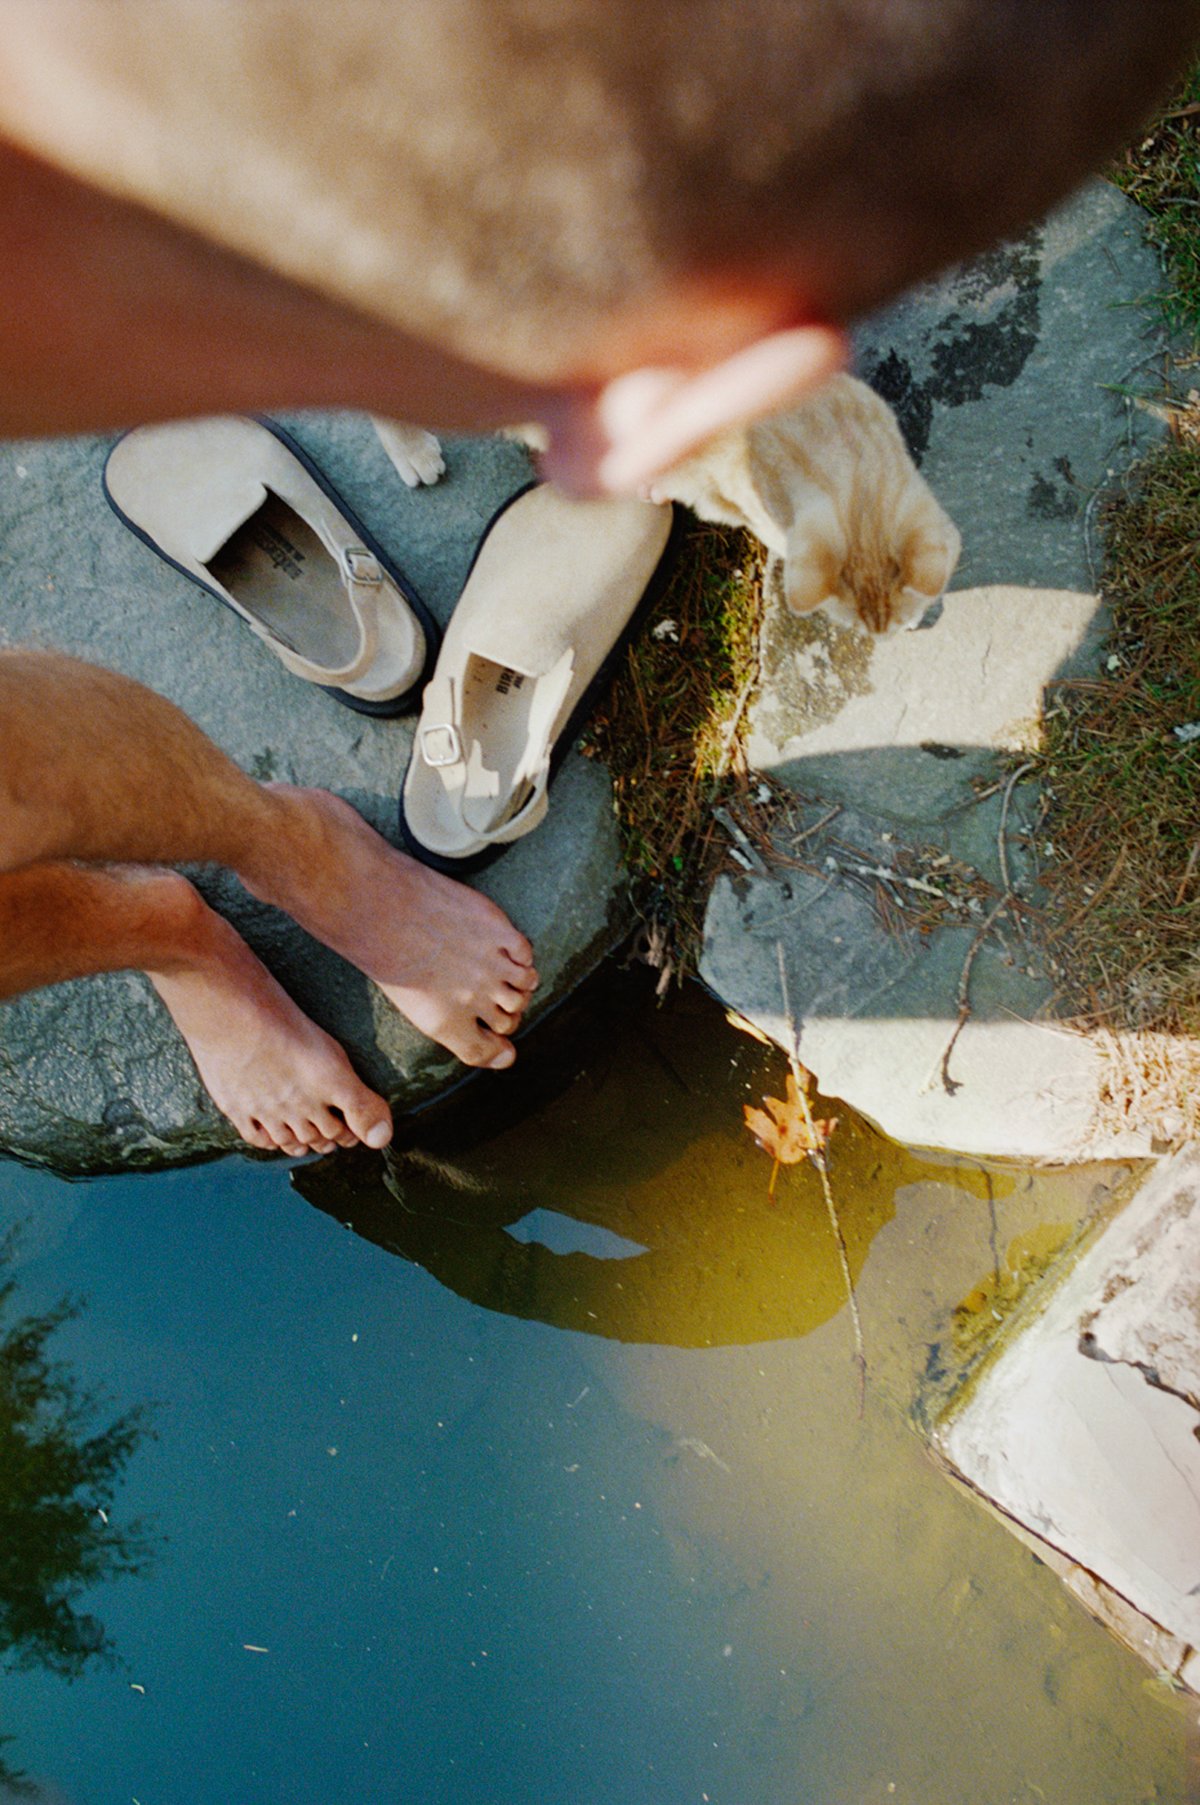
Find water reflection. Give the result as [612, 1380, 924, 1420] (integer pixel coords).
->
[294, 990, 1003, 1348]
[0, 1232, 153, 1795]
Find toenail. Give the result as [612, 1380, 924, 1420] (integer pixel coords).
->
[365, 1120, 392, 1149]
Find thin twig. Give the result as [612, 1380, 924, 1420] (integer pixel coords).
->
[775, 941, 867, 1414]
[713, 664, 759, 779]
[789, 804, 842, 849]
[925, 756, 1036, 1093]
[1174, 838, 1200, 907]
[711, 804, 770, 876]
[628, 657, 654, 780]
[998, 760, 1034, 898]
[1060, 843, 1128, 931]
[929, 892, 1013, 1095]
[1082, 485, 1105, 594]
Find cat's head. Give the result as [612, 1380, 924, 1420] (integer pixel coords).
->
[783, 502, 961, 636]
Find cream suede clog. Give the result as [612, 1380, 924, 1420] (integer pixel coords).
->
[104, 415, 438, 715]
[400, 483, 678, 872]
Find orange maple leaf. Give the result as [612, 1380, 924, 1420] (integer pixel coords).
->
[743, 1068, 837, 1201]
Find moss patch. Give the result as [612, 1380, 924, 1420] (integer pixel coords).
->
[583, 518, 764, 982]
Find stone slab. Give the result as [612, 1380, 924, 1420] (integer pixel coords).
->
[0, 415, 629, 1172]
[935, 1148, 1200, 1681]
[853, 178, 1167, 592]
[702, 856, 1139, 1164]
[749, 583, 1100, 821]
[703, 179, 1173, 1161]
[1080, 1177, 1200, 1416]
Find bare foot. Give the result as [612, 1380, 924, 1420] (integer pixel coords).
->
[245, 786, 538, 1070]
[148, 880, 393, 1156]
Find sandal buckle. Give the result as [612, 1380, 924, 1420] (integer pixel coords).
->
[343, 545, 383, 584]
[421, 723, 464, 767]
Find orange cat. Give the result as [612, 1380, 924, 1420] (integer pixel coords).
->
[648, 375, 961, 635]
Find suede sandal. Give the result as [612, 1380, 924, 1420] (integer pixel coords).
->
[400, 483, 679, 873]
[103, 415, 438, 715]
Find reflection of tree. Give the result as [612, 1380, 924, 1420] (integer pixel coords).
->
[0, 1231, 153, 1796]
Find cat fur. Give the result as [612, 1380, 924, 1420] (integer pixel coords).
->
[648, 374, 961, 636]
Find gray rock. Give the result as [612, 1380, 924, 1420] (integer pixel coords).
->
[0, 415, 630, 1173]
[935, 1147, 1200, 1695]
[702, 180, 1172, 1161]
[853, 178, 1166, 592]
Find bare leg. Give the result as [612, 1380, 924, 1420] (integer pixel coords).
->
[0, 860, 396, 1156]
[0, 650, 539, 1073]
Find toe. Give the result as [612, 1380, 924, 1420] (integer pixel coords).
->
[498, 977, 534, 1015]
[453, 1023, 516, 1069]
[500, 926, 535, 968]
[241, 1119, 276, 1151]
[504, 960, 539, 994]
[307, 1105, 364, 1149]
[335, 1088, 393, 1150]
[480, 999, 520, 1034]
[310, 1104, 352, 1144]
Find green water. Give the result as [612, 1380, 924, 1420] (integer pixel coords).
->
[1, 982, 1195, 1804]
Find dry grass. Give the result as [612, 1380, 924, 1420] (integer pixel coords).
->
[1110, 67, 1200, 341]
[1089, 1026, 1200, 1148]
[582, 518, 764, 983]
[1039, 442, 1200, 1035]
[1027, 73, 1200, 1141]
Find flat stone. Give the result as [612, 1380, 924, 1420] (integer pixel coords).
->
[935, 1148, 1200, 1688]
[702, 179, 1172, 1161]
[749, 583, 1100, 822]
[853, 178, 1166, 591]
[1080, 1180, 1200, 1415]
[0, 414, 629, 1173]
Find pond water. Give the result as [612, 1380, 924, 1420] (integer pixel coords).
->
[1, 980, 1195, 1804]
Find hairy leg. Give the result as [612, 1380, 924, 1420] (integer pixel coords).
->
[0, 649, 538, 1069]
[0, 860, 393, 1155]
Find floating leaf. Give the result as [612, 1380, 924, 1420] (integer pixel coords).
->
[743, 1069, 837, 1200]
[724, 1007, 774, 1048]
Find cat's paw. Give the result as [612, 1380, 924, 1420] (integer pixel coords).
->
[371, 417, 446, 488]
[499, 420, 551, 455]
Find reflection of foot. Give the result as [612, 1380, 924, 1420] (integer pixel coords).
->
[148, 877, 393, 1156]
[250, 786, 538, 1070]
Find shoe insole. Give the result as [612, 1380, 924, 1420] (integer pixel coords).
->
[460, 656, 536, 829]
[207, 491, 357, 669]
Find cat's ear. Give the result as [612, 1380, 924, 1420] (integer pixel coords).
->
[541, 322, 848, 496]
[902, 511, 962, 599]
